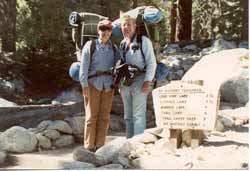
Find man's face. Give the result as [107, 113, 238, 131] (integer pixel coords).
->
[121, 19, 136, 39]
[98, 26, 112, 43]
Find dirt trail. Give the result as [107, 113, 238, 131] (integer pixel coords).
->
[2, 126, 249, 169]
[5, 147, 75, 169]
[4, 132, 125, 169]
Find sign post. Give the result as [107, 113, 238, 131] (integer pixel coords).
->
[152, 80, 220, 148]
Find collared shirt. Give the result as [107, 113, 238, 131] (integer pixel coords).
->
[120, 35, 157, 83]
[79, 39, 119, 92]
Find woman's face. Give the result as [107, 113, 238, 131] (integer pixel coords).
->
[98, 27, 112, 43]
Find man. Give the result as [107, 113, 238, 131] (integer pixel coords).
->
[79, 20, 119, 151]
[119, 15, 157, 138]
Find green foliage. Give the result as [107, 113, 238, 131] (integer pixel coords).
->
[13, 0, 250, 54]
[16, 0, 79, 92]
[192, 0, 244, 40]
[16, 0, 132, 55]
[17, 0, 76, 55]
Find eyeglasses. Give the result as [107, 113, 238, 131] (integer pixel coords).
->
[99, 26, 112, 31]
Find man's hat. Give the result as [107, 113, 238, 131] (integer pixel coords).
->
[97, 19, 112, 30]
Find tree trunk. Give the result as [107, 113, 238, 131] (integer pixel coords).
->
[0, 0, 16, 52]
[0, 1, 5, 52]
[132, 0, 138, 8]
[176, 0, 192, 41]
[170, 0, 177, 42]
[240, 0, 249, 41]
[98, 0, 107, 16]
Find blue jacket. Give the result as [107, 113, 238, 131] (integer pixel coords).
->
[79, 39, 119, 92]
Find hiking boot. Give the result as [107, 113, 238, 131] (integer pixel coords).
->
[88, 148, 96, 152]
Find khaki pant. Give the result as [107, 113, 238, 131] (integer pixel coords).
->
[83, 85, 114, 149]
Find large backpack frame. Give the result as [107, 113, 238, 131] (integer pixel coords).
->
[134, 8, 168, 83]
[120, 19, 168, 83]
[135, 8, 161, 59]
[69, 12, 108, 60]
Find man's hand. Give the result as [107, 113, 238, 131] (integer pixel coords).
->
[82, 86, 90, 98]
[142, 81, 151, 95]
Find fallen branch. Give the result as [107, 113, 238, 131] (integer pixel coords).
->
[0, 102, 84, 131]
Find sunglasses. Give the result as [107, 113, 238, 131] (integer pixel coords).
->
[99, 26, 112, 31]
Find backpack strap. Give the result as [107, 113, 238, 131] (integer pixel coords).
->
[137, 34, 145, 63]
[120, 41, 127, 63]
[111, 43, 117, 66]
[89, 39, 96, 65]
[137, 34, 147, 72]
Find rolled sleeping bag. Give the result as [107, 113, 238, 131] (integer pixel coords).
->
[69, 12, 108, 37]
[69, 62, 80, 82]
[143, 6, 164, 24]
[112, 6, 164, 38]
[69, 11, 108, 26]
[155, 62, 169, 81]
[112, 22, 123, 37]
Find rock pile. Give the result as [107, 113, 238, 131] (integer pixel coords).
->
[63, 111, 248, 170]
[0, 113, 125, 154]
[0, 118, 82, 153]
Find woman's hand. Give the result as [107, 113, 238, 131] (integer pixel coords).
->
[82, 86, 90, 98]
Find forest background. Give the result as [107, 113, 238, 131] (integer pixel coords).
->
[0, 0, 248, 100]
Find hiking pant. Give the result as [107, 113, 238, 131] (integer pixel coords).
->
[120, 79, 148, 138]
[83, 84, 114, 150]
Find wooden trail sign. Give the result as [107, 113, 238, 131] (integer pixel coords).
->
[152, 81, 219, 130]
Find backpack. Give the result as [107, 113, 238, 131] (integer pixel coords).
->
[115, 6, 169, 83]
[68, 11, 116, 82]
[68, 39, 117, 82]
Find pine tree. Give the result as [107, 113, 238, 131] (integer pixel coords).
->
[0, 0, 16, 52]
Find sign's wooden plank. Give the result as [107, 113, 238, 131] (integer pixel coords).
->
[153, 81, 219, 130]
